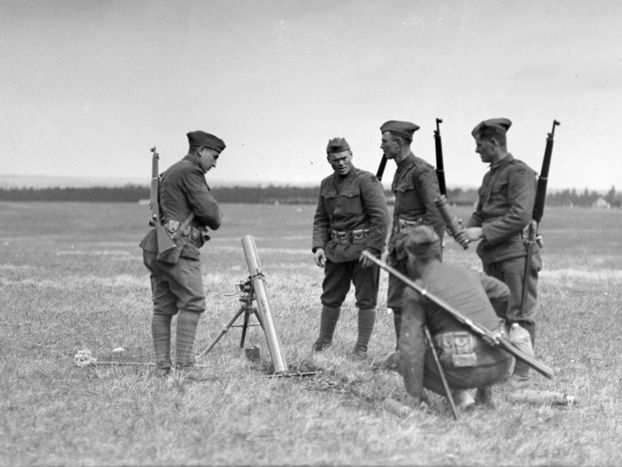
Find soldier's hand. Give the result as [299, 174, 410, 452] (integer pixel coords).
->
[314, 248, 326, 268]
[359, 250, 377, 269]
[456, 227, 483, 245]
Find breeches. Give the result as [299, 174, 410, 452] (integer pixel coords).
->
[484, 253, 541, 327]
[423, 351, 512, 394]
[143, 250, 206, 315]
[387, 256, 409, 310]
[321, 258, 379, 309]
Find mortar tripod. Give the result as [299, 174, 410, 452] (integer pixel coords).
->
[197, 278, 262, 358]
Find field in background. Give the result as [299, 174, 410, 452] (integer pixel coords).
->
[1, 202, 621, 466]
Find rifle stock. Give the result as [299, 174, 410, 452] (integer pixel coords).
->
[435, 195, 468, 249]
[149, 147, 176, 255]
[361, 251, 554, 379]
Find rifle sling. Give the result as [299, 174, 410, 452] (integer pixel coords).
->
[170, 212, 196, 241]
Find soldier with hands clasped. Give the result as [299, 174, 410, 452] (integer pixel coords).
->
[312, 137, 390, 360]
[456, 118, 541, 388]
[140, 130, 225, 378]
[379, 120, 445, 369]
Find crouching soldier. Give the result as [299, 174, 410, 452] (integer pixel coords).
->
[397, 225, 512, 409]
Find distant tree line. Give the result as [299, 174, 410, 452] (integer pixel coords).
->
[0, 184, 620, 208]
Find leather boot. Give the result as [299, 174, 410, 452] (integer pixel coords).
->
[452, 389, 475, 411]
[393, 310, 402, 350]
[312, 306, 340, 351]
[352, 308, 375, 360]
[175, 310, 200, 369]
[382, 310, 402, 370]
[151, 312, 172, 373]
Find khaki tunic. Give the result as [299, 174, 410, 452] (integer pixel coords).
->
[399, 262, 512, 399]
[466, 154, 539, 264]
[388, 153, 445, 258]
[312, 167, 389, 263]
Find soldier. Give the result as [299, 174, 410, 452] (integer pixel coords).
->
[456, 118, 541, 388]
[397, 226, 513, 409]
[312, 137, 390, 360]
[139, 130, 225, 378]
[379, 120, 445, 368]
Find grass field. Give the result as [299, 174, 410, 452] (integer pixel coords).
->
[1, 201, 621, 466]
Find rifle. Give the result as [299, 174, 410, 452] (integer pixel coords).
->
[432, 119, 469, 249]
[433, 118, 446, 196]
[361, 250, 554, 379]
[149, 147, 177, 256]
[520, 120, 560, 313]
[533, 120, 560, 226]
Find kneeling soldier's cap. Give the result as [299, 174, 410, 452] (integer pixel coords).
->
[399, 225, 441, 256]
[326, 137, 351, 154]
[380, 120, 420, 140]
[471, 118, 512, 137]
[187, 131, 226, 152]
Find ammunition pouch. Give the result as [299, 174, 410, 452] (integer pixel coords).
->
[434, 331, 479, 368]
[330, 229, 370, 245]
[164, 220, 210, 249]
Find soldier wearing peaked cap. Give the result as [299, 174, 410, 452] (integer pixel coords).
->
[139, 130, 226, 379]
[311, 137, 390, 360]
[379, 120, 446, 370]
[456, 118, 541, 389]
[396, 225, 513, 410]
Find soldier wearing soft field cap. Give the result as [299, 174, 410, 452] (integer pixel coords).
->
[455, 118, 540, 389]
[397, 225, 512, 410]
[140, 130, 225, 379]
[312, 137, 390, 360]
[379, 120, 445, 369]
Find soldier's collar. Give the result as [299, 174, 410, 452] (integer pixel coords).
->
[396, 152, 416, 169]
[490, 153, 514, 170]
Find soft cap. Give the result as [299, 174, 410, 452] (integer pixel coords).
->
[326, 137, 351, 154]
[380, 120, 420, 140]
[471, 118, 512, 138]
[187, 131, 226, 152]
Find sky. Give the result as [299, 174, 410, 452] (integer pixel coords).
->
[1, 0, 621, 191]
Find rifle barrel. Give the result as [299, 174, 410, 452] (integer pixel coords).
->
[376, 155, 388, 182]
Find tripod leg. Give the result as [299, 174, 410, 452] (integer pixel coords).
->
[425, 327, 458, 420]
[197, 306, 246, 358]
[240, 306, 253, 348]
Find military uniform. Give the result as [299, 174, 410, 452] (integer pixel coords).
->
[140, 131, 225, 374]
[312, 138, 390, 357]
[379, 120, 445, 356]
[387, 152, 446, 310]
[396, 226, 512, 407]
[466, 119, 541, 383]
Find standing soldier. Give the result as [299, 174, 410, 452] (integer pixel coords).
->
[140, 130, 225, 378]
[312, 137, 390, 360]
[456, 118, 541, 388]
[380, 120, 445, 369]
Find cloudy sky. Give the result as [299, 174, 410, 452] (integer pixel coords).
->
[1, 0, 621, 190]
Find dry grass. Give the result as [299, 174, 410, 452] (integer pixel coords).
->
[1, 202, 621, 466]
